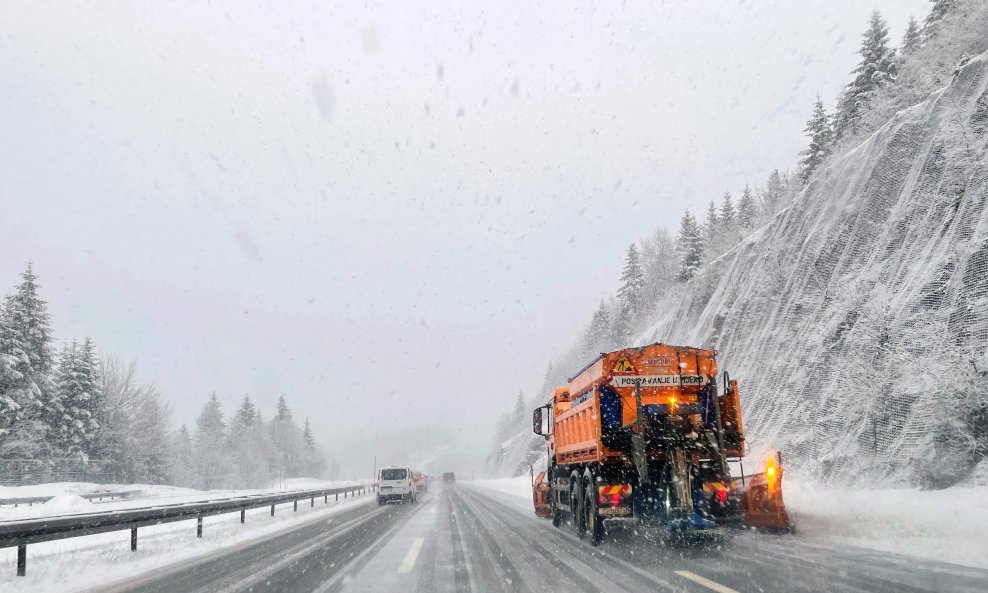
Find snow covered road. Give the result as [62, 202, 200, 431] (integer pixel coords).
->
[39, 483, 987, 593]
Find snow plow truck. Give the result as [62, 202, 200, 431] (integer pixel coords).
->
[531, 343, 790, 545]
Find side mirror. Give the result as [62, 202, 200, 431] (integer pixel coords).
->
[532, 407, 544, 436]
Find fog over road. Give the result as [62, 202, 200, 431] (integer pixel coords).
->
[95, 485, 988, 593]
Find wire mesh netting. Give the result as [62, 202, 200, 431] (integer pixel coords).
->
[644, 52, 988, 488]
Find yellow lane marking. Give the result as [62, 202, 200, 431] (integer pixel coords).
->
[398, 537, 424, 574]
[675, 570, 741, 593]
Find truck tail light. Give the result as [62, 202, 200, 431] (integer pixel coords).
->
[597, 484, 631, 506]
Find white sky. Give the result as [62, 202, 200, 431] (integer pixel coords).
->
[0, 0, 927, 470]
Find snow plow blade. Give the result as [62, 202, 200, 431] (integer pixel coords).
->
[532, 471, 552, 518]
[734, 451, 792, 532]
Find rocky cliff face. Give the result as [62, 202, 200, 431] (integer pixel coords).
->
[642, 52, 988, 487]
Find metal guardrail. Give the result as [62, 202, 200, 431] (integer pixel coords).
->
[0, 483, 374, 576]
[0, 491, 142, 507]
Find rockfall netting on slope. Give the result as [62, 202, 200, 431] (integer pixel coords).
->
[641, 52, 988, 488]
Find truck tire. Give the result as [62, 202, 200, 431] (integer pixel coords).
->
[549, 469, 563, 528]
[585, 481, 603, 546]
[571, 477, 586, 539]
[551, 487, 563, 528]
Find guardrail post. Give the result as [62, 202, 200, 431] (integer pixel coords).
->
[293, 499, 298, 512]
[197, 515, 203, 538]
[16, 545, 26, 576]
[310, 497, 314, 507]
[344, 491, 347, 499]
[335, 493, 338, 501]
[131, 528, 137, 551]
[271, 504, 275, 516]
[324, 494, 328, 504]
[240, 509, 245, 523]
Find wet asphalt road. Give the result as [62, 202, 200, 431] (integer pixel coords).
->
[97, 484, 988, 593]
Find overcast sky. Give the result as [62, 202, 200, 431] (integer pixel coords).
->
[1, 0, 927, 471]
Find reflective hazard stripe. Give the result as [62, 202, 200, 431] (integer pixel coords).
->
[598, 484, 633, 496]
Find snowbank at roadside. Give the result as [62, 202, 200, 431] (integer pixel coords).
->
[472, 476, 533, 501]
[0, 487, 376, 593]
[471, 475, 988, 569]
[0, 482, 199, 499]
[784, 480, 988, 570]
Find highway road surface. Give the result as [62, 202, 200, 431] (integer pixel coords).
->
[95, 484, 988, 593]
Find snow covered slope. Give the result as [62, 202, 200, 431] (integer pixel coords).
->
[641, 51, 988, 486]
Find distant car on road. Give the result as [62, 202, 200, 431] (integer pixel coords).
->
[377, 466, 416, 504]
[442, 472, 456, 484]
[414, 472, 429, 494]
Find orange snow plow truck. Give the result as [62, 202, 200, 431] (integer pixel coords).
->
[531, 343, 790, 544]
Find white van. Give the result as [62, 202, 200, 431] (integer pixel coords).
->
[377, 466, 416, 504]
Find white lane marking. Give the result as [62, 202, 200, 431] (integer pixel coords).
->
[675, 570, 741, 593]
[398, 537, 425, 574]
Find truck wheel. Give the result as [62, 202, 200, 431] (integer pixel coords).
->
[585, 482, 603, 546]
[571, 478, 586, 539]
[548, 469, 562, 528]
[551, 486, 563, 528]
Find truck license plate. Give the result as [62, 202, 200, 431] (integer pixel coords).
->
[598, 507, 632, 517]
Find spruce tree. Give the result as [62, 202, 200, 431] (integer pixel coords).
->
[925, 0, 957, 30]
[77, 338, 103, 459]
[762, 169, 785, 214]
[720, 192, 736, 228]
[300, 418, 325, 477]
[704, 201, 720, 242]
[902, 15, 921, 53]
[512, 391, 526, 424]
[51, 341, 88, 458]
[270, 395, 301, 478]
[169, 424, 195, 487]
[302, 418, 316, 449]
[617, 243, 646, 325]
[0, 264, 55, 460]
[45, 342, 72, 454]
[676, 211, 704, 282]
[228, 395, 271, 488]
[275, 395, 293, 423]
[611, 305, 631, 346]
[799, 95, 833, 183]
[193, 393, 228, 489]
[5, 265, 54, 374]
[833, 10, 896, 142]
[737, 184, 758, 231]
[233, 395, 257, 432]
[584, 301, 610, 354]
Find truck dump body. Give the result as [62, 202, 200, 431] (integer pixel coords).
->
[554, 344, 743, 465]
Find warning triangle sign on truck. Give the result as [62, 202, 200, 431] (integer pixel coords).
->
[612, 356, 636, 375]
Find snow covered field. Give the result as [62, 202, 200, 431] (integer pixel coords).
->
[0, 480, 371, 593]
[471, 476, 988, 570]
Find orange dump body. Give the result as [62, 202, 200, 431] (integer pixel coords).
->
[550, 344, 743, 466]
